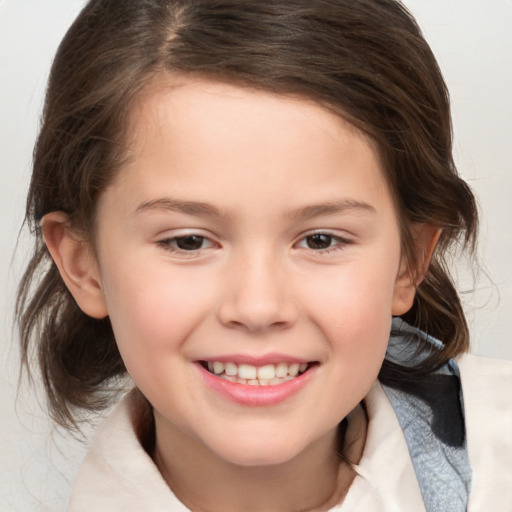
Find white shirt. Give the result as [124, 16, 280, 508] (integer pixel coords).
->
[68, 354, 512, 511]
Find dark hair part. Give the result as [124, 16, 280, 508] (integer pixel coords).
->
[17, 0, 478, 428]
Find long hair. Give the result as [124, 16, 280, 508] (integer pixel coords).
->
[17, 0, 478, 428]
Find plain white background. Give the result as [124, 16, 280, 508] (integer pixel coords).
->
[1, 1, 511, 510]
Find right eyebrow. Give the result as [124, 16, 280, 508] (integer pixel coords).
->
[134, 197, 228, 218]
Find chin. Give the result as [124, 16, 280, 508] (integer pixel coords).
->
[218, 448, 300, 469]
[207, 431, 315, 469]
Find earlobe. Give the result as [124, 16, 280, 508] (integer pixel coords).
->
[41, 212, 108, 319]
[392, 224, 441, 316]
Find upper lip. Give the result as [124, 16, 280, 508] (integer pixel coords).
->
[196, 353, 314, 366]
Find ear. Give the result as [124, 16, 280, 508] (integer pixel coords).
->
[41, 212, 108, 319]
[392, 224, 441, 316]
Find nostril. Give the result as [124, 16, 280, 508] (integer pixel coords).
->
[223, 318, 291, 334]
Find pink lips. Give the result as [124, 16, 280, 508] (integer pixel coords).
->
[196, 360, 315, 407]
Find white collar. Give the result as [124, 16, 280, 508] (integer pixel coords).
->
[68, 382, 425, 511]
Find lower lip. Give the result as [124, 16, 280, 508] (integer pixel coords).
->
[196, 363, 315, 407]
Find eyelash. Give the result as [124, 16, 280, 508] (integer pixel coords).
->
[156, 234, 216, 256]
[294, 232, 352, 254]
[156, 231, 352, 257]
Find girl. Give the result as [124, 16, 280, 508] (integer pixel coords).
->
[16, 0, 512, 510]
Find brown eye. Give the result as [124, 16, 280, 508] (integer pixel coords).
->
[305, 233, 333, 250]
[174, 235, 206, 251]
[157, 233, 216, 256]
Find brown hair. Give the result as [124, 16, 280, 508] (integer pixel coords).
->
[17, 0, 478, 428]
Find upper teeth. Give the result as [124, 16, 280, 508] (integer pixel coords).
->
[207, 362, 308, 380]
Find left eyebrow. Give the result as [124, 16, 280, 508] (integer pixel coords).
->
[285, 199, 376, 221]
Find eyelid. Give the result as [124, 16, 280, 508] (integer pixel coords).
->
[293, 230, 354, 253]
[155, 229, 220, 256]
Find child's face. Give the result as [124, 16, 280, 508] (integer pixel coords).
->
[90, 77, 414, 467]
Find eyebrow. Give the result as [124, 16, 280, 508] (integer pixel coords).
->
[286, 199, 376, 220]
[135, 198, 226, 218]
[135, 197, 376, 220]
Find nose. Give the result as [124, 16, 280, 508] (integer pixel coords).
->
[217, 250, 298, 333]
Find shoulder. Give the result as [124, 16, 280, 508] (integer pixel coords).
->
[457, 354, 512, 511]
[457, 353, 512, 416]
[68, 389, 187, 512]
[458, 351, 512, 379]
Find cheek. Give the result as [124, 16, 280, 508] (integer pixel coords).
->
[303, 257, 398, 378]
[99, 260, 212, 365]
[306, 258, 398, 329]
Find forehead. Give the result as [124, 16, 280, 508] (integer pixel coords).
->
[130, 76, 368, 149]
[103, 76, 394, 222]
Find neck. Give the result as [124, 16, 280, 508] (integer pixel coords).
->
[152, 406, 367, 512]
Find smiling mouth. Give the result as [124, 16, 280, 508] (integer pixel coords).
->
[200, 361, 315, 386]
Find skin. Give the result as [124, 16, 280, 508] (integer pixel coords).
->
[43, 77, 435, 511]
